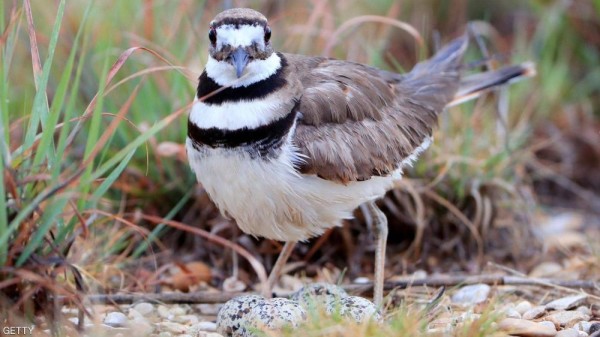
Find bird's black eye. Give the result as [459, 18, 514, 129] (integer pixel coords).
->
[208, 27, 217, 45]
[264, 26, 271, 43]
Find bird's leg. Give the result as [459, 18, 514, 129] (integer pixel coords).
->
[367, 201, 388, 307]
[264, 241, 296, 298]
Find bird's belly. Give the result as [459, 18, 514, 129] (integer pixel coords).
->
[186, 138, 395, 242]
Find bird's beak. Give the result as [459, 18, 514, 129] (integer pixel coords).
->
[230, 48, 250, 78]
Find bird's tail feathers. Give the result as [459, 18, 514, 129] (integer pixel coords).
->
[448, 61, 536, 107]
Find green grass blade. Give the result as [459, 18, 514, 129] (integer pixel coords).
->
[24, 0, 65, 161]
[132, 188, 194, 258]
[91, 149, 136, 202]
[53, 23, 91, 180]
[86, 110, 185, 184]
[35, 1, 92, 171]
[15, 196, 69, 266]
[77, 56, 110, 209]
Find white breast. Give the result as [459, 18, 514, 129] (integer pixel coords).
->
[186, 137, 395, 242]
[189, 96, 286, 130]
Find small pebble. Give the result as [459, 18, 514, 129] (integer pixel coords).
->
[353, 277, 371, 284]
[196, 303, 222, 315]
[591, 323, 600, 334]
[504, 307, 522, 319]
[515, 301, 533, 315]
[133, 302, 154, 316]
[529, 262, 563, 278]
[540, 321, 559, 330]
[412, 270, 428, 279]
[546, 295, 588, 311]
[157, 305, 173, 320]
[451, 284, 491, 305]
[223, 276, 247, 292]
[128, 308, 144, 321]
[523, 306, 547, 320]
[576, 321, 592, 333]
[104, 312, 128, 328]
[175, 315, 199, 324]
[197, 333, 225, 337]
[128, 320, 154, 336]
[498, 318, 557, 337]
[169, 306, 187, 316]
[576, 306, 592, 316]
[189, 321, 217, 333]
[459, 311, 481, 323]
[557, 328, 583, 337]
[545, 311, 590, 329]
[157, 322, 188, 334]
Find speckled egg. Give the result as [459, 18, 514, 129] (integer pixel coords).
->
[291, 283, 349, 300]
[245, 298, 307, 332]
[326, 295, 382, 322]
[216, 295, 265, 336]
[290, 283, 349, 308]
[292, 283, 381, 323]
[216, 295, 306, 337]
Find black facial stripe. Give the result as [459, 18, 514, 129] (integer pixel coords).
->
[197, 53, 288, 105]
[187, 103, 299, 158]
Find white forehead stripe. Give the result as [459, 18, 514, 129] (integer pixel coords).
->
[216, 24, 265, 48]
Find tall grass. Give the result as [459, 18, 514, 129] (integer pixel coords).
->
[0, 0, 196, 315]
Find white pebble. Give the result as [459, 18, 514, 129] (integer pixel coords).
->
[128, 308, 144, 321]
[128, 320, 154, 336]
[576, 321, 592, 333]
[103, 312, 128, 327]
[451, 284, 491, 305]
[546, 295, 588, 311]
[192, 321, 217, 332]
[157, 322, 187, 334]
[133, 302, 154, 316]
[515, 301, 533, 315]
[169, 306, 187, 316]
[353, 277, 371, 284]
[539, 320, 558, 330]
[175, 315, 199, 324]
[157, 305, 175, 320]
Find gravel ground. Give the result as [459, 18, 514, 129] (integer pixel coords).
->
[46, 283, 599, 337]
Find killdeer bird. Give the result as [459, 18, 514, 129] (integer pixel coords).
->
[186, 8, 534, 306]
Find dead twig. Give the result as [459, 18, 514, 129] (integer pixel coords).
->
[82, 291, 244, 305]
[59, 275, 598, 305]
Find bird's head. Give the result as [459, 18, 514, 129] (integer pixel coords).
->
[207, 8, 274, 79]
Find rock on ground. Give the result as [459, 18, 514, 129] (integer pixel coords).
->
[451, 284, 491, 305]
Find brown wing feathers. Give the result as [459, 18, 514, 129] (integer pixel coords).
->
[292, 35, 469, 183]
